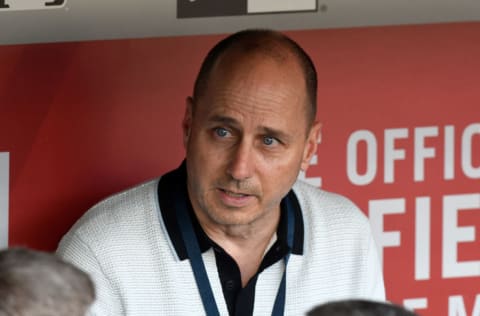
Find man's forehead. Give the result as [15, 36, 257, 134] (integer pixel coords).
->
[207, 51, 306, 98]
[193, 46, 310, 130]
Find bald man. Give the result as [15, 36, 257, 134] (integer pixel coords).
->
[58, 29, 385, 316]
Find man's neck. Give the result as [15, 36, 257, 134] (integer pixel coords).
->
[194, 209, 281, 287]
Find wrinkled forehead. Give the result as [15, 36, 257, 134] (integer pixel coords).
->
[195, 51, 311, 134]
[205, 48, 307, 101]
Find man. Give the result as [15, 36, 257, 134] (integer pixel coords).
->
[0, 247, 95, 316]
[307, 299, 418, 316]
[57, 29, 385, 315]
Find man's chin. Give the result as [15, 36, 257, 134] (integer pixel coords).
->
[206, 208, 258, 227]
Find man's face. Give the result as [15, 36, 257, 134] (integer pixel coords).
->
[183, 51, 320, 229]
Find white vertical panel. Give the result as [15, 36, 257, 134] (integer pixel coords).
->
[0, 152, 9, 249]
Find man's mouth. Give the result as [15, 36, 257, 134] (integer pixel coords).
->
[217, 187, 256, 208]
[219, 189, 249, 198]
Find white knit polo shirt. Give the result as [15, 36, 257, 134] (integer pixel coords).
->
[57, 178, 385, 316]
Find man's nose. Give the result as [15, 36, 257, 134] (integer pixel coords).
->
[227, 141, 255, 181]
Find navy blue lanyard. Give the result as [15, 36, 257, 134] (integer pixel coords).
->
[175, 197, 295, 316]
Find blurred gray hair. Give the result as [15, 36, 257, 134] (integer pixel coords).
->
[307, 299, 419, 316]
[0, 247, 95, 316]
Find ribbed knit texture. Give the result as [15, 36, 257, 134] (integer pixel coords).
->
[57, 179, 385, 316]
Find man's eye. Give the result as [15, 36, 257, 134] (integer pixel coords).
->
[215, 127, 229, 138]
[263, 136, 278, 146]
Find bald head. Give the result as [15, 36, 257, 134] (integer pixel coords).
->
[193, 29, 318, 125]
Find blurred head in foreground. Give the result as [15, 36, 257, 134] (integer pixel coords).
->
[307, 299, 419, 316]
[0, 247, 95, 316]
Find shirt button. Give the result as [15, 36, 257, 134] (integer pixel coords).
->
[225, 280, 235, 290]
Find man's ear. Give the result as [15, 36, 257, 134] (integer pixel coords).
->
[300, 122, 322, 171]
[182, 97, 194, 149]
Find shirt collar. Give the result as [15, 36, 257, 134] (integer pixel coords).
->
[157, 161, 304, 260]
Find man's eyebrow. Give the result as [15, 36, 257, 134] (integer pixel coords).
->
[208, 115, 239, 126]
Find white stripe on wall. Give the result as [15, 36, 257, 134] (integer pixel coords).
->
[0, 152, 9, 249]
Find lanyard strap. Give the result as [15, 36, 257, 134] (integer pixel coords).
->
[176, 200, 220, 316]
[272, 197, 295, 316]
[176, 195, 295, 316]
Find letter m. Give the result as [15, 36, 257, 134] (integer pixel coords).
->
[449, 295, 480, 316]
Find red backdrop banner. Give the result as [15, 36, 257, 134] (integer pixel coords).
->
[1, 23, 479, 315]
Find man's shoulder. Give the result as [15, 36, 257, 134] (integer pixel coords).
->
[292, 180, 369, 228]
[292, 179, 360, 210]
[65, 177, 161, 239]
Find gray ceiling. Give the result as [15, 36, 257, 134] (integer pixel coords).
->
[0, 0, 479, 45]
